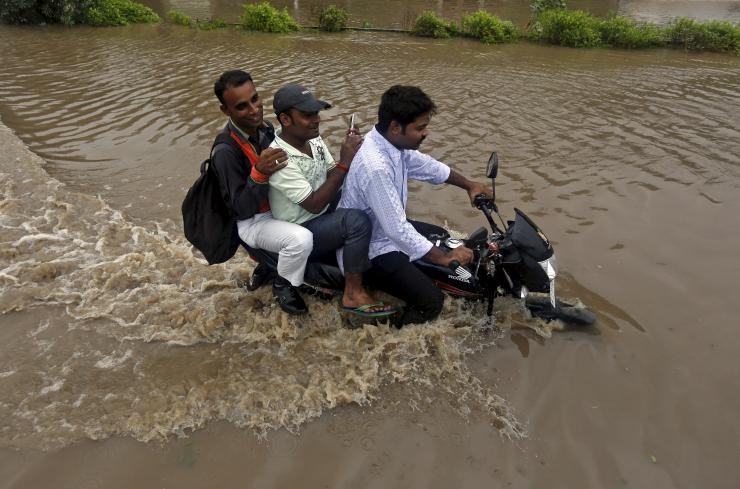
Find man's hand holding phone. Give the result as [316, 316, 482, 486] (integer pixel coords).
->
[339, 113, 363, 167]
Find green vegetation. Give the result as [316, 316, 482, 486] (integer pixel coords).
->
[412, 10, 457, 38]
[599, 14, 662, 49]
[361, 20, 372, 29]
[240, 2, 299, 33]
[167, 9, 193, 27]
[1, 0, 88, 24]
[167, 10, 228, 30]
[85, 0, 158, 26]
[532, 8, 739, 53]
[537, 9, 601, 47]
[318, 5, 348, 32]
[406, 3, 737, 55]
[663, 18, 739, 55]
[0, 0, 158, 26]
[530, 0, 567, 18]
[2, 0, 737, 56]
[461, 10, 519, 44]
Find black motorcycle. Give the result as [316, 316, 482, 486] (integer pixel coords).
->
[246, 153, 596, 327]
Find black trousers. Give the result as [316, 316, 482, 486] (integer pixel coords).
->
[303, 208, 371, 274]
[366, 251, 444, 326]
[364, 219, 449, 327]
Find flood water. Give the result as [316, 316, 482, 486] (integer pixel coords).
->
[1, 3, 740, 488]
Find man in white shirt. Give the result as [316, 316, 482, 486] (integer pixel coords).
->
[268, 84, 394, 318]
[338, 85, 492, 326]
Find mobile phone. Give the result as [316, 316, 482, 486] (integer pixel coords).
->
[349, 113, 355, 130]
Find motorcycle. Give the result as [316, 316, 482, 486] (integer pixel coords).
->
[245, 153, 596, 327]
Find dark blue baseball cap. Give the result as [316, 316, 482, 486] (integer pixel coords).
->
[273, 84, 331, 115]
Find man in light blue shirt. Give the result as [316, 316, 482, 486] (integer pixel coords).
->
[339, 85, 492, 326]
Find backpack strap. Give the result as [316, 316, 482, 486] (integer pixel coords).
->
[227, 131, 260, 165]
[201, 131, 243, 175]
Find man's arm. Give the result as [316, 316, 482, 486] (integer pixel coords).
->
[422, 243, 473, 267]
[212, 145, 288, 220]
[364, 170, 432, 259]
[297, 131, 363, 214]
[445, 169, 493, 206]
[211, 146, 265, 220]
[298, 169, 345, 214]
[405, 151, 492, 206]
[365, 174, 473, 267]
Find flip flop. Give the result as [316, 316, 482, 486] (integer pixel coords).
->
[342, 302, 397, 318]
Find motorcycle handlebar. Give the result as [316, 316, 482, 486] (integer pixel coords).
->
[473, 194, 491, 209]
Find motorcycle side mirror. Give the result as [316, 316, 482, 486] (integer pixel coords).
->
[486, 152, 499, 179]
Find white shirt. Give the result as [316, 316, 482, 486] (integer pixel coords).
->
[338, 127, 450, 261]
[268, 133, 336, 225]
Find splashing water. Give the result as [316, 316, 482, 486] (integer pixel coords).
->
[0, 122, 545, 449]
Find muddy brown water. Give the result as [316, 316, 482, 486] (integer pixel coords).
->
[1, 9, 740, 489]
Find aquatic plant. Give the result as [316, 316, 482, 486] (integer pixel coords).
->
[167, 9, 193, 27]
[537, 9, 601, 47]
[411, 10, 457, 39]
[663, 18, 740, 55]
[598, 14, 663, 49]
[461, 10, 519, 44]
[240, 2, 299, 33]
[361, 20, 372, 29]
[318, 5, 348, 32]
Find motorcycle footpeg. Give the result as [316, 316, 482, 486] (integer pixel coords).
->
[298, 284, 336, 301]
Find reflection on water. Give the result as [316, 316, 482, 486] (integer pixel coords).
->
[617, 0, 740, 23]
[145, 0, 740, 27]
[150, 0, 620, 26]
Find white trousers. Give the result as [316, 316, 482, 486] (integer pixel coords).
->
[236, 211, 313, 287]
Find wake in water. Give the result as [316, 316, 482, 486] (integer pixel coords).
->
[0, 122, 549, 449]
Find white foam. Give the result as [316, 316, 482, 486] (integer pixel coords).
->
[12, 233, 66, 247]
[39, 380, 64, 395]
[94, 350, 133, 369]
[28, 319, 50, 338]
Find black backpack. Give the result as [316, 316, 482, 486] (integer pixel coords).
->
[181, 133, 241, 264]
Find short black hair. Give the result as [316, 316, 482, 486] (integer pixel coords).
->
[377, 85, 437, 133]
[214, 70, 253, 105]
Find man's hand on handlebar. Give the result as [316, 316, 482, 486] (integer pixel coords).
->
[466, 182, 492, 207]
[424, 244, 474, 268]
[445, 246, 474, 267]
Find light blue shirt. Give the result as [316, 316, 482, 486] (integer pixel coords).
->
[338, 127, 451, 261]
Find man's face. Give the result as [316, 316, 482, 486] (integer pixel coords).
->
[392, 112, 431, 150]
[219, 81, 263, 133]
[281, 108, 321, 141]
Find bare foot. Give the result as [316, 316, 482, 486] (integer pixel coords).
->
[341, 288, 393, 313]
